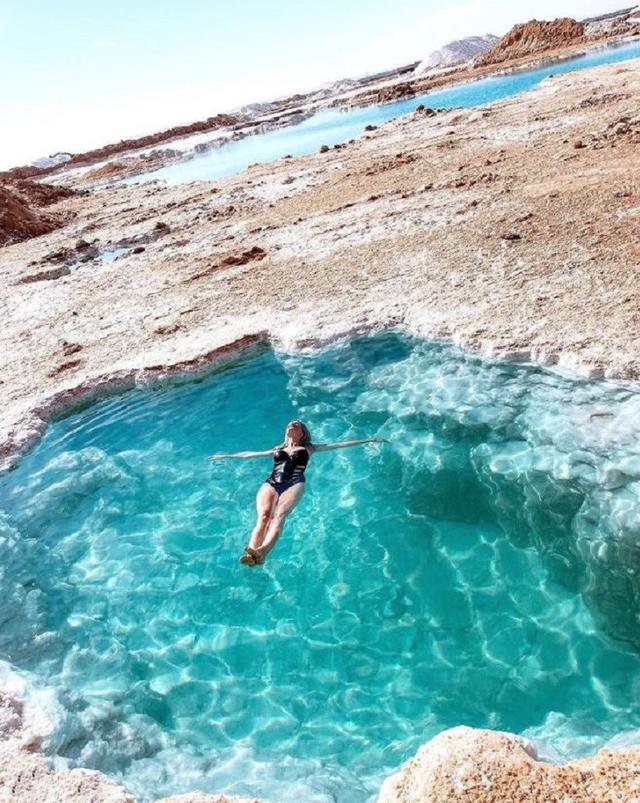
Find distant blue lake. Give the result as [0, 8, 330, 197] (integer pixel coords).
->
[136, 40, 640, 186]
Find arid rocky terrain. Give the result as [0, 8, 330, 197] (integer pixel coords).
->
[2, 57, 640, 472]
[2, 10, 638, 191]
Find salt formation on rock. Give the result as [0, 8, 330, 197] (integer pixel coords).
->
[0, 670, 135, 802]
[477, 18, 585, 66]
[415, 35, 499, 73]
[379, 726, 640, 802]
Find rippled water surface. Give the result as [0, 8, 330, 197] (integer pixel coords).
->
[142, 40, 640, 185]
[2, 335, 640, 801]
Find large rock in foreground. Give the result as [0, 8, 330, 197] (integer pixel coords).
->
[379, 727, 640, 802]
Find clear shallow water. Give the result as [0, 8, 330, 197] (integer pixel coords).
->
[141, 41, 640, 186]
[2, 335, 640, 801]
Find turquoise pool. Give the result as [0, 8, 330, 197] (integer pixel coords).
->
[1, 334, 640, 801]
[139, 40, 640, 186]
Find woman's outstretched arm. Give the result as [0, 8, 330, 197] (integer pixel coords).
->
[312, 437, 388, 453]
[210, 448, 275, 460]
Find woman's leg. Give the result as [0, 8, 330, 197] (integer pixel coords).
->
[254, 482, 305, 561]
[249, 483, 278, 550]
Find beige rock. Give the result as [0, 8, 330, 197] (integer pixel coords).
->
[0, 741, 260, 802]
[378, 726, 640, 803]
[0, 740, 134, 802]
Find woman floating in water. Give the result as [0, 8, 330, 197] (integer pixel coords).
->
[211, 420, 386, 566]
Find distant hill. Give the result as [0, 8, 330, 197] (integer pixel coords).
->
[31, 152, 73, 169]
[476, 18, 585, 66]
[416, 35, 499, 73]
[583, 5, 640, 37]
[582, 5, 637, 24]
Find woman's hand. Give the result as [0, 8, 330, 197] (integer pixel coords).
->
[209, 454, 227, 460]
[369, 437, 389, 444]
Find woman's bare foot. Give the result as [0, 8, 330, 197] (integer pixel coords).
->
[239, 547, 264, 566]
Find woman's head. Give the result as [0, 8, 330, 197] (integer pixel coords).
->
[284, 419, 312, 447]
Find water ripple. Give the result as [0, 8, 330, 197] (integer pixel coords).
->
[1, 334, 640, 801]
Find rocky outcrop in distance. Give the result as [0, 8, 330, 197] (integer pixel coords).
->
[31, 151, 73, 169]
[4, 14, 639, 182]
[585, 5, 640, 39]
[415, 34, 499, 73]
[379, 727, 640, 803]
[0, 113, 246, 184]
[477, 18, 585, 66]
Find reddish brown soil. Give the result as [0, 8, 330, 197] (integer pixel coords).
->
[0, 180, 77, 246]
[478, 18, 585, 66]
[0, 187, 58, 246]
[13, 180, 77, 207]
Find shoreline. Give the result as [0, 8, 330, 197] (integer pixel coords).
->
[4, 32, 638, 188]
[337, 33, 640, 109]
[1, 315, 635, 476]
[1, 653, 639, 803]
[1, 59, 640, 471]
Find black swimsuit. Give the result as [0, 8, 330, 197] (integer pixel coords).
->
[265, 447, 309, 495]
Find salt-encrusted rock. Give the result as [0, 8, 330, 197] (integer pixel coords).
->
[378, 726, 640, 802]
[0, 740, 134, 802]
[0, 671, 261, 803]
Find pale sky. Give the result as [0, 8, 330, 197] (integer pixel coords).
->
[0, 0, 629, 169]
